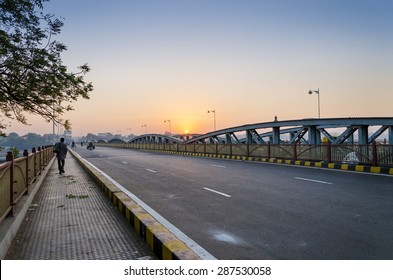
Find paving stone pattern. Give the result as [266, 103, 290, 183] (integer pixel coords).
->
[6, 155, 155, 260]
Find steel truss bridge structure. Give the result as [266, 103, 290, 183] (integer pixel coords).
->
[97, 118, 393, 167]
[101, 118, 393, 145]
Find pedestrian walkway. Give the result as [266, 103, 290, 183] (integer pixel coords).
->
[4, 154, 155, 260]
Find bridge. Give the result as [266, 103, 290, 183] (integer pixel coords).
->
[2, 117, 393, 260]
[97, 117, 393, 167]
[183, 117, 393, 145]
[99, 117, 393, 145]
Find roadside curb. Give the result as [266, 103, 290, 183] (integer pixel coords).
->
[0, 157, 56, 259]
[68, 149, 203, 260]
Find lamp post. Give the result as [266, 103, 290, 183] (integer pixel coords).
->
[141, 124, 147, 134]
[308, 88, 320, 118]
[207, 109, 216, 131]
[127, 128, 133, 140]
[52, 100, 56, 142]
[164, 120, 171, 134]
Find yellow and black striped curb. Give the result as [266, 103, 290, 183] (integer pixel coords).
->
[152, 150, 393, 175]
[69, 149, 201, 260]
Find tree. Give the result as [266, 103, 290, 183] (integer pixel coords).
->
[9, 146, 19, 158]
[0, 131, 27, 147]
[0, 0, 93, 136]
[24, 132, 45, 146]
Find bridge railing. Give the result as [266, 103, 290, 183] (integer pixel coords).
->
[97, 142, 393, 167]
[0, 146, 54, 223]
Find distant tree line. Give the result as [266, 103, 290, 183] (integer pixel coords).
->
[0, 131, 137, 161]
[0, 132, 53, 153]
[0, 131, 125, 150]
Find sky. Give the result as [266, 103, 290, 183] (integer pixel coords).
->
[5, 0, 393, 137]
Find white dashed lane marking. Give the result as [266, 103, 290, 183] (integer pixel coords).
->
[203, 187, 231, 198]
[294, 177, 333, 185]
[211, 164, 226, 168]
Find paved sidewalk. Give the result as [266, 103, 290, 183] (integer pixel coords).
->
[5, 154, 155, 260]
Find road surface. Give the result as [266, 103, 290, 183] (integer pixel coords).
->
[73, 146, 393, 259]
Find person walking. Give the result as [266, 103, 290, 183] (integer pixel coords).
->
[54, 137, 68, 174]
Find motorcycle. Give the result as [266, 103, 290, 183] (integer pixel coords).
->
[87, 142, 95, 150]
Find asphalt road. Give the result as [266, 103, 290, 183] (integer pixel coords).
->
[73, 145, 393, 260]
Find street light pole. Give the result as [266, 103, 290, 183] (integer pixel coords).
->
[141, 124, 147, 134]
[52, 101, 56, 142]
[164, 120, 171, 134]
[207, 109, 216, 131]
[308, 88, 320, 118]
[127, 128, 133, 140]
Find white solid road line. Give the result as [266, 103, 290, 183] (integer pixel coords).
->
[122, 161, 128, 164]
[146, 168, 157, 173]
[203, 187, 232, 197]
[294, 177, 333, 185]
[211, 164, 226, 168]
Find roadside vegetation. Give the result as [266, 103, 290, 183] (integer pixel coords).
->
[0, 0, 93, 137]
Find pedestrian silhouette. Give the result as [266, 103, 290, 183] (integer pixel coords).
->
[54, 137, 68, 174]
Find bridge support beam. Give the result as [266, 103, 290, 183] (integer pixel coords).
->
[246, 130, 253, 144]
[348, 134, 354, 144]
[246, 129, 264, 144]
[308, 126, 321, 145]
[273, 127, 280, 144]
[389, 126, 393, 145]
[359, 126, 369, 145]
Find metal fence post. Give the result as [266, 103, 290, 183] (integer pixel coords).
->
[38, 146, 42, 173]
[6, 151, 14, 216]
[293, 143, 297, 161]
[267, 142, 271, 159]
[23, 149, 29, 194]
[327, 142, 332, 163]
[32, 147, 37, 177]
[44, 146, 48, 164]
[372, 141, 378, 166]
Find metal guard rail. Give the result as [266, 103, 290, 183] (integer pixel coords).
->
[0, 146, 54, 223]
[97, 142, 393, 167]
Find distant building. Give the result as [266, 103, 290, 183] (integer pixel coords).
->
[98, 133, 112, 139]
[63, 130, 72, 138]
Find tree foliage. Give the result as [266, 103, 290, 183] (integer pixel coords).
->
[0, 131, 51, 150]
[0, 0, 93, 135]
